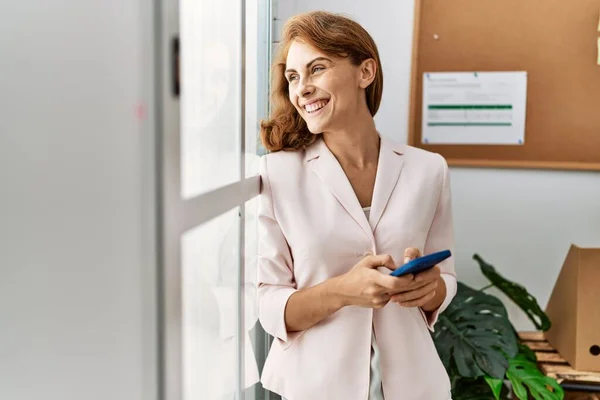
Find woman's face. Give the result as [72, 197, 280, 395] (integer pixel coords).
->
[285, 40, 371, 134]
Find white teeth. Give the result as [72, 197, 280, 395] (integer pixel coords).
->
[305, 100, 328, 113]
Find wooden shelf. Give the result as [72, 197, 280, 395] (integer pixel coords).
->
[518, 332, 600, 385]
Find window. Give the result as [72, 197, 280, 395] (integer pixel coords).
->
[181, 209, 242, 399]
[180, 0, 241, 199]
[159, 0, 272, 399]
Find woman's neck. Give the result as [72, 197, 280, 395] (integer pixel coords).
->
[321, 115, 380, 170]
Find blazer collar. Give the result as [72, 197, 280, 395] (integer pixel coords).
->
[305, 135, 406, 242]
[305, 135, 406, 161]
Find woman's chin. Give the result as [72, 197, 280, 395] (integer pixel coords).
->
[306, 121, 330, 135]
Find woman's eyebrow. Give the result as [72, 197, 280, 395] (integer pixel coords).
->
[285, 56, 333, 74]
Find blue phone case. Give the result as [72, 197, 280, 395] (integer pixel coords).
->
[390, 250, 452, 277]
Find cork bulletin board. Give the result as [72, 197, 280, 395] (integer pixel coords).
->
[408, 0, 600, 171]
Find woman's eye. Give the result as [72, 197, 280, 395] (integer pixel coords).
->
[288, 75, 298, 82]
[312, 66, 325, 73]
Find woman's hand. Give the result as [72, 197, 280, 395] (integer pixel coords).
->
[389, 248, 445, 310]
[335, 253, 416, 308]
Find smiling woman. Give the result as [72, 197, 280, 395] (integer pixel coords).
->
[257, 10, 457, 400]
[260, 11, 384, 152]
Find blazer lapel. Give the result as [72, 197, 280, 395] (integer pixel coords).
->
[306, 139, 375, 243]
[368, 136, 405, 232]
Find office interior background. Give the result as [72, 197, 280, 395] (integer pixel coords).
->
[1, 0, 599, 399]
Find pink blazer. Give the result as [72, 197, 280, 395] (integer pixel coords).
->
[257, 135, 457, 400]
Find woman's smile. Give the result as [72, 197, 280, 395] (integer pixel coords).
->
[303, 99, 330, 116]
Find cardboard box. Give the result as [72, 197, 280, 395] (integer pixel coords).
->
[544, 244, 600, 372]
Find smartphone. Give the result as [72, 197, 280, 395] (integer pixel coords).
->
[390, 249, 452, 277]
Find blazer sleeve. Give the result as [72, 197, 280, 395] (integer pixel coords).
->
[419, 155, 458, 331]
[256, 155, 299, 343]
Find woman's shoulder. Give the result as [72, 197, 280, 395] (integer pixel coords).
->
[404, 145, 448, 170]
[401, 145, 449, 184]
[259, 148, 307, 179]
[261, 148, 306, 166]
[262, 147, 305, 161]
[381, 135, 447, 170]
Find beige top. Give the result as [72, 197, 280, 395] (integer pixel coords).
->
[364, 207, 385, 400]
[284, 208, 384, 400]
[258, 136, 457, 400]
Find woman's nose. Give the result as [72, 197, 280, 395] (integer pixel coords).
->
[296, 77, 315, 98]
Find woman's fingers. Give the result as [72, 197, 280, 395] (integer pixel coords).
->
[398, 290, 436, 308]
[357, 252, 440, 309]
[371, 293, 391, 308]
[390, 279, 438, 304]
[363, 253, 397, 271]
[375, 273, 414, 292]
[414, 265, 441, 283]
[379, 271, 434, 295]
[403, 247, 421, 264]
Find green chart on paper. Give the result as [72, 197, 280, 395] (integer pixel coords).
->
[427, 105, 514, 127]
[421, 72, 527, 145]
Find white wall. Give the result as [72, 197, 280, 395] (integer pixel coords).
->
[275, 0, 600, 330]
[0, 1, 158, 400]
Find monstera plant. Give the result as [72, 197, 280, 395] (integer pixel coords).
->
[433, 254, 564, 400]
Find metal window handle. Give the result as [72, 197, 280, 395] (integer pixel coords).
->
[172, 36, 180, 97]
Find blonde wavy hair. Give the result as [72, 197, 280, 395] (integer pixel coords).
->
[260, 11, 384, 152]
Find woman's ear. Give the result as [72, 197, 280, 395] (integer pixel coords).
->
[358, 58, 377, 89]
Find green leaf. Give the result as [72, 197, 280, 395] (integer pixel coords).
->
[452, 377, 508, 400]
[484, 376, 504, 400]
[518, 343, 538, 363]
[433, 282, 519, 379]
[506, 353, 564, 400]
[474, 254, 552, 331]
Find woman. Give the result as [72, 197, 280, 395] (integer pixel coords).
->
[257, 11, 457, 400]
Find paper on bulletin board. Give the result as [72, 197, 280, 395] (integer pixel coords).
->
[421, 72, 527, 145]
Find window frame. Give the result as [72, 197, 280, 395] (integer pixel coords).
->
[156, 0, 270, 398]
